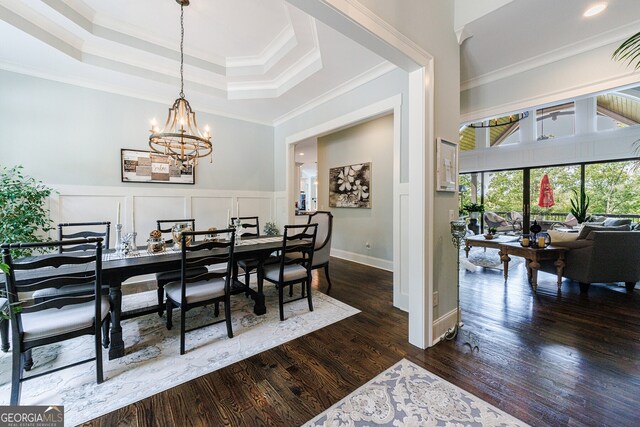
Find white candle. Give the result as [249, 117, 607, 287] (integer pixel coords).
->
[117, 202, 121, 225]
[236, 201, 240, 219]
[131, 201, 136, 233]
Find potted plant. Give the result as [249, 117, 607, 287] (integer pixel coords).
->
[570, 189, 590, 224]
[0, 166, 54, 258]
[463, 203, 485, 220]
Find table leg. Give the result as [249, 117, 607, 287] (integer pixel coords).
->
[109, 282, 125, 360]
[253, 258, 266, 315]
[554, 253, 566, 290]
[464, 244, 470, 258]
[529, 260, 541, 292]
[499, 250, 511, 281]
[525, 259, 532, 283]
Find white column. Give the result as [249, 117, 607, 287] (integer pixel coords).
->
[575, 97, 597, 134]
[475, 125, 490, 148]
[519, 109, 537, 143]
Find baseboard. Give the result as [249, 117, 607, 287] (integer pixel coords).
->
[330, 248, 393, 271]
[432, 308, 458, 343]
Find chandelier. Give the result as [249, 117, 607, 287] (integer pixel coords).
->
[149, 0, 212, 168]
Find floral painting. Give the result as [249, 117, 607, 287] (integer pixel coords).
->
[329, 163, 371, 208]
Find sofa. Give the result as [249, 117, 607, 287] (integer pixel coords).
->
[539, 226, 640, 293]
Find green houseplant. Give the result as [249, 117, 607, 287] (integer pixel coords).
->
[570, 189, 590, 224]
[0, 166, 54, 258]
[463, 202, 485, 219]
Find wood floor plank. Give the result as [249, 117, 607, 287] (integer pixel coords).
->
[85, 257, 640, 426]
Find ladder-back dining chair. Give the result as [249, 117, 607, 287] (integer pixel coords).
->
[164, 229, 236, 354]
[155, 219, 208, 317]
[58, 221, 111, 253]
[1, 238, 110, 405]
[261, 224, 317, 321]
[231, 216, 263, 286]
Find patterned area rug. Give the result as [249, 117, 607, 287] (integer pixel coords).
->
[304, 359, 528, 427]
[0, 287, 359, 426]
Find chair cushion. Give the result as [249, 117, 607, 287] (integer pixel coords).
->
[264, 263, 308, 282]
[21, 297, 110, 343]
[548, 229, 579, 243]
[238, 256, 279, 272]
[484, 211, 509, 227]
[156, 267, 208, 285]
[165, 278, 226, 305]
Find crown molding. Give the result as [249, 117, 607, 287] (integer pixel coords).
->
[0, 62, 273, 127]
[461, 20, 640, 91]
[273, 61, 396, 126]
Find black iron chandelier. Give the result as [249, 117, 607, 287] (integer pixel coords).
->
[149, 0, 212, 168]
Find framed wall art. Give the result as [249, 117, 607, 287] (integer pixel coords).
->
[329, 162, 371, 208]
[436, 138, 458, 192]
[121, 149, 195, 185]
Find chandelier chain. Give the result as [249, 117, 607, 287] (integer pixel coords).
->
[179, 4, 185, 99]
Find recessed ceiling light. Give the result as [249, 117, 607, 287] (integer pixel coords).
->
[584, 3, 607, 17]
[299, 152, 305, 156]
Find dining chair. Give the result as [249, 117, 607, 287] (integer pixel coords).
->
[302, 211, 334, 292]
[1, 238, 110, 405]
[0, 297, 9, 352]
[155, 219, 207, 317]
[164, 229, 235, 355]
[32, 221, 111, 304]
[261, 224, 317, 321]
[58, 221, 111, 253]
[231, 216, 261, 286]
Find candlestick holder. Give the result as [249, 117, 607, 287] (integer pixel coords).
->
[233, 218, 243, 244]
[115, 224, 124, 256]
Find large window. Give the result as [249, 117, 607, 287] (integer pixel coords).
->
[484, 170, 523, 214]
[585, 160, 640, 215]
[530, 165, 581, 221]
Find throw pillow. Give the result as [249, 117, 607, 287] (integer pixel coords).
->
[563, 213, 578, 227]
[603, 218, 632, 227]
[588, 215, 606, 223]
[548, 229, 578, 243]
[577, 224, 631, 240]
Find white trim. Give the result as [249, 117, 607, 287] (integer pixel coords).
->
[461, 72, 640, 125]
[330, 249, 393, 271]
[461, 20, 640, 91]
[432, 308, 458, 343]
[272, 61, 397, 125]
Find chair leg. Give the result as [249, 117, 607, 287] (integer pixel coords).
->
[0, 317, 9, 352]
[95, 323, 104, 384]
[324, 264, 333, 293]
[166, 300, 174, 330]
[102, 314, 111, 348]
[625, 281, 636, 292]
[214, 302, 220, 317]
[301, 281, 306, 297]
[224, 297, 233, 339]
[157, 285, 165, 317]
[245, 271, 251, 287]
[23, 350, 33, 372]
[579, 282, 590, 293]
[180, 307, 186, 355]
[307, 279, 314, 312]
[289, 283, 293, 297]
[11, 345, 23, 405]
[279, 285, 285, 321]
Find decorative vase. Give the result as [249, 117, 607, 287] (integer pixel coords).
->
[171, 223, 192, 250]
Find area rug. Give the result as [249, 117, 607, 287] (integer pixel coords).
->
[462, 248, 524, 271]
[0, 287, 359, 426]
[304, 359, 528, 427]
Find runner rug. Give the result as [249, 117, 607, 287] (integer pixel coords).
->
[304, 358, 529, 427]
[0, 287, 359, 426]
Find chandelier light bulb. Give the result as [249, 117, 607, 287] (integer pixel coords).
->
[584, 3, 607, 17]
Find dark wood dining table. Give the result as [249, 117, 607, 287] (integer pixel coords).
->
[4, 237, 284, 360]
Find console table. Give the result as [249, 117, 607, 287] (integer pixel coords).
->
[465, 236, 567, 291]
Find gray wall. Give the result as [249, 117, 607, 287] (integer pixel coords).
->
[318, 114, 393, 262]
[274, 68, 410, 190]
[0, 70, 274, 191]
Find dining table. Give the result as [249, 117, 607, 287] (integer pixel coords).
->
[3, 236, 284, 360]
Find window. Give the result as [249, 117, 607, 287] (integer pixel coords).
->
[536, 103, 574, 140]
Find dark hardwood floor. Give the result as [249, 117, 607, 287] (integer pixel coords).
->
[85, 257, 640, 427]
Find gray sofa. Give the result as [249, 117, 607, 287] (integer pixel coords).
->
[540, 229, 640, 293]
